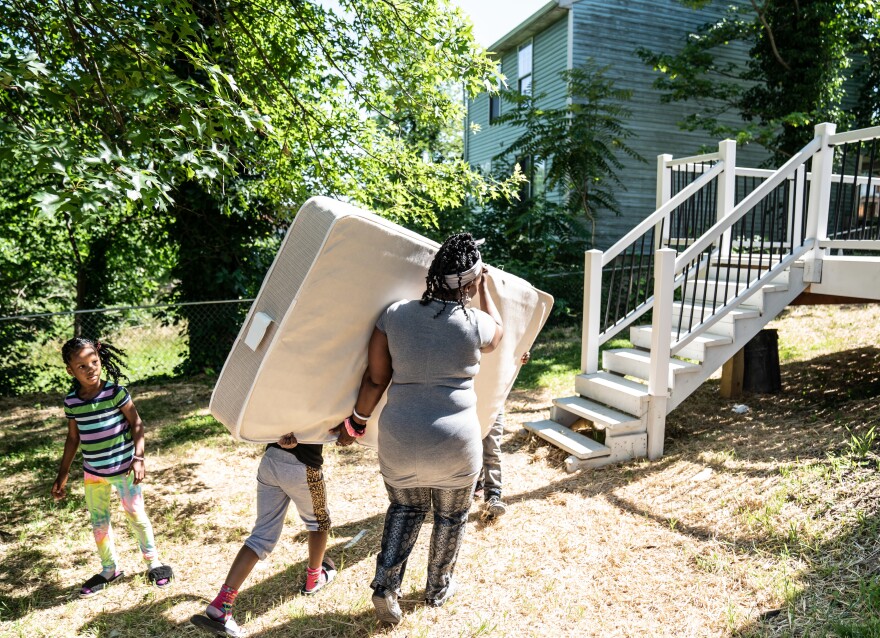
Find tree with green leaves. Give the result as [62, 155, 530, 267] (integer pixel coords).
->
[0, 0, 519, 373]
[493, 61, 643, 245]
[637, 0, 879, 162]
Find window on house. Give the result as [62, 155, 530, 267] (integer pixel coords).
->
[489, 95, 501, 123]
[518, 155, 533, 200]
[533, 159, 546, 197]
[518, 41, 533, 96]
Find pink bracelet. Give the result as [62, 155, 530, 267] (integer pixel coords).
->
[344, 417, 366, 438]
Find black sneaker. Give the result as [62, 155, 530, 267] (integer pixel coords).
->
[484, 495, 507, 517]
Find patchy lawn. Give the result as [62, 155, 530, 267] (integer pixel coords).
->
[0, 305, 878, 637]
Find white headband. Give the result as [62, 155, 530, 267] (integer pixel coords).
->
[444, 258, 483, 289]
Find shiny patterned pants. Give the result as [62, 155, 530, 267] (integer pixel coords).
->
[83, 470, 158, 571]
[371, 483, 474, 601]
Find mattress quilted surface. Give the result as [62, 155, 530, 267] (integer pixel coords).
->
[210, 196, 553, 445]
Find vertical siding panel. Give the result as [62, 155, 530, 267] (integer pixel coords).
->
[466, 16, 569, 175]
[465, 0, 765, 249]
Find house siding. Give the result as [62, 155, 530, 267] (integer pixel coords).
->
[466, 15, 569, 178]
[570, 0, 764, 247]
[465, 0, 766, 249]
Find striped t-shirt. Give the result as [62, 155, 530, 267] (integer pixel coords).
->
[64, 382, 134, 477]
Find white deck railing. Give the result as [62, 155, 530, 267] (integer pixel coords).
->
[581, 122, 880, 393]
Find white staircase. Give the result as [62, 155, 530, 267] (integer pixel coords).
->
[524, 122, 880, 471]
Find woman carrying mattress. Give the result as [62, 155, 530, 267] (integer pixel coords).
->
[332, 232, 503, 626]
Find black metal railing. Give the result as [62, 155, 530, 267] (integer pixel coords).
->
[665, 161, 719, 252]
[671, 161, 811, 342]
[600, 226, 658, 335]
[828, 137, 880, 242]
[599, 162, 723, 338]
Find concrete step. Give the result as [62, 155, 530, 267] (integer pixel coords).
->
[552, 395, 643, 434]
[630, 325, 732, 362]
[523, 419, 612, 460]
[602, 348, 701, 388]
[574, 372, 650, 416]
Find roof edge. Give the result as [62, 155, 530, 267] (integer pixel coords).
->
[487, 0, 572, 55]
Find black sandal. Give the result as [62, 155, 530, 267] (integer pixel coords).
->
[148, 564, 173, 588]
[80, 571, 124, 598]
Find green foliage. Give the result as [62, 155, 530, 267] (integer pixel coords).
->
[1, 0, 518, 226]
[638, 0, 880, 162]
[0, 0, 523, 385]
[492, 61, 644, 240]
[845, 424, 878, 461]
[435, 162, 589, 323]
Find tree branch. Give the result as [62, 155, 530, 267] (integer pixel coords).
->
[750, 0, 791, 71]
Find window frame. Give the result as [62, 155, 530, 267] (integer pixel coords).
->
[517, 40, 533, 96]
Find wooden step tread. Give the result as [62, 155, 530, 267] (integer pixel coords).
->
[672, 302, 760, 319]
[603, 348, 701, 373]
[553, 395, 639, 428]
[576, 371, 650, 397]
[712, 255, 785, 267]
[523, 420, 612, 460]
[692, 279, 788, 293]
[630, 325, 733, 347]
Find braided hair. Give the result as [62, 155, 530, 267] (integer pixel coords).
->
[61, 337, 128, 389]
[421, 232, 481, 316]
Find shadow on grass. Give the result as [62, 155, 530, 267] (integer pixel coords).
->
[80, 512, 396, 637]
[0, 545, 93, 621]
[733, 509, 880, 636]
[78, 592, 206, 636]
[508, 346, 880, 633]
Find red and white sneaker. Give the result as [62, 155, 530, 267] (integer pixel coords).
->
[300, 559, 336, 595]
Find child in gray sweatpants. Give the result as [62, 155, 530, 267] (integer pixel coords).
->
[191, 433, 335, 638]
[476, 351, 530, 517]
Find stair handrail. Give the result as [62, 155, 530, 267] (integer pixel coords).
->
[674, 138, 821, 270]
[603, 159, 725, 266]
[828, 124, 880, 145]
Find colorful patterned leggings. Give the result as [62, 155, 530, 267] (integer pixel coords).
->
[370, 483, 474, 601]
[83, 470, 158, 570]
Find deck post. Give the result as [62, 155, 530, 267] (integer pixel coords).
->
[791, 164, 806, 250]
[647, 248, 675, 460]
[654, 154, 672, 250]
[804, 122, 836, 282]
[716, 140, 737, 258]
[581, 249, 603, 374]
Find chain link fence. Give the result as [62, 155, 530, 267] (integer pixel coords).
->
[0, 300, 253, 396]
[0, 270, 587, 397]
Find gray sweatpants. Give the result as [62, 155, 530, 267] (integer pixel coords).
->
[244, 446, 331, 560]
[479, 411, 504, 499]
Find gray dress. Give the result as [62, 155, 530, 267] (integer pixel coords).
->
[375, 298, 496, 489]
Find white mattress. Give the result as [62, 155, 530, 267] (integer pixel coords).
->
[210, 196, 553, 445]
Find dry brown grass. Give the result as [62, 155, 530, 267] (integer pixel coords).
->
[0, 305, 878, 637]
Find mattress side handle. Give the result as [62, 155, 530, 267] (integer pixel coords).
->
[244, 311, 274, 351]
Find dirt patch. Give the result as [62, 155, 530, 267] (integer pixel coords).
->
[0, 305, 878, 637]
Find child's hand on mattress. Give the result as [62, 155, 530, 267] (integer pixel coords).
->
[277, 432, 298, 448]
[329, 421, 357, 447]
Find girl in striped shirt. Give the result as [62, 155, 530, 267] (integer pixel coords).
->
[51, 337, 173, 597]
